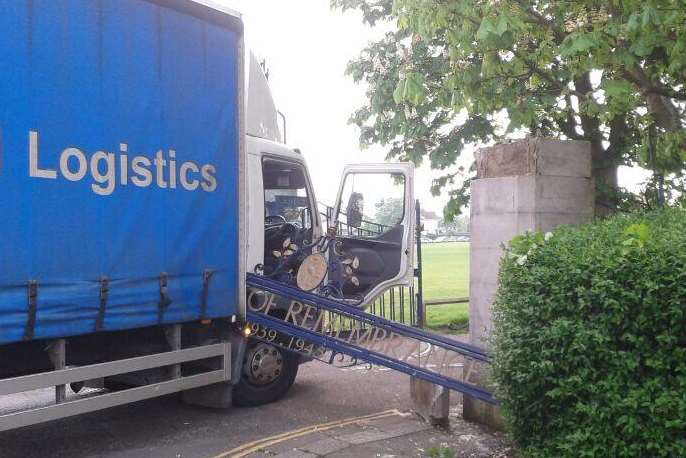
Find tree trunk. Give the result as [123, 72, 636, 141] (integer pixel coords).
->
[576, 73, 620, 216]
[592, 145, 619, 216]
[646, 93, 682, 132]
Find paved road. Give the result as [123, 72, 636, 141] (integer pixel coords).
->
[1, 361, 457, 458]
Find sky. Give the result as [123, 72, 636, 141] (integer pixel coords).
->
[217, 0, 649, 216]
[217, 0, 461, 215]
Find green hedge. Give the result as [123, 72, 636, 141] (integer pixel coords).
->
[492, 208, 686, 457]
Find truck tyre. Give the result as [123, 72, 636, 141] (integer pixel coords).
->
[233, 340, 299, 407]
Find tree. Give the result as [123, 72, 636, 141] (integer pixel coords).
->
[373, 197, 404, 227]
[332, 0, 686, 217]
[438, 215, 470, 234]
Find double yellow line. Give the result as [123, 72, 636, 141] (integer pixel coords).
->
[212, 409, 406, 458]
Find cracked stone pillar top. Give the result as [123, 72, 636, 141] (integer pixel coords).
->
[475, 137, 592, 179]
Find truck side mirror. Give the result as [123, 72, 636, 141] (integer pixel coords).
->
[346, 192, 364, 228]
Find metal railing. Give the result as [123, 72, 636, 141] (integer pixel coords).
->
[425, 297, 469, 306]
[318, 203, 392, 238]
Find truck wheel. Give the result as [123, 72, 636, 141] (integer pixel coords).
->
[233, 341, 299, 407]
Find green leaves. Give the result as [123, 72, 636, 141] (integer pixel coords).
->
[393, 72, 426, 105]
[494, 12, 510, 36]
[426, 446, 456, 458]
[333, 0, 686, 218]
[560, 32, 600, 56]
[603, 80, 634, 99]
[476, 11, 510, 41]
[623, 223, 650, 242]
[493, 209, 686, 457]
[475, 12, 515, 50]
[621, 223, 650, 254]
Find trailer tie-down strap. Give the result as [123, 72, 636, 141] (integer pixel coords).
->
[158, 272, 172, 323]
[23, 280, 38, 341]
[200, 269, 215, 319]
[95, 277, 109, 331]
[245, 273, 496, 405]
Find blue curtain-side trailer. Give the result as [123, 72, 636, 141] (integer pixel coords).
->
[0, 0, 247, 430]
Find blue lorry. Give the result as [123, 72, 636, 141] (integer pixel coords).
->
[0, 0, 418, 431]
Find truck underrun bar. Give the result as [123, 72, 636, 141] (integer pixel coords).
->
[0, 339, 231, 432]
[245, 273, 497, 405]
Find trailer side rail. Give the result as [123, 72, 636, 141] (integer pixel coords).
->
[0, 336, 230, 432]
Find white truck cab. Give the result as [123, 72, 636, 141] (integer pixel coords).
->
[244, 52, 415, 308]
[230, 52, 417, 406]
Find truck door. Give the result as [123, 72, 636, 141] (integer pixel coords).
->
[332, 163, 415, 306]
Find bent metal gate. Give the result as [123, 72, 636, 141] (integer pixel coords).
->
[245, 273, 496, 405]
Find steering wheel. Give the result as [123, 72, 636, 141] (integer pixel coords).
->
[265, 214, 287, 226]
[265, 221, 299, 244]
[277, 222, 299, 239]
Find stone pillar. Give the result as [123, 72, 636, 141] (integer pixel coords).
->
[411, 377, 450, 428]
[464, 138, 593, 427]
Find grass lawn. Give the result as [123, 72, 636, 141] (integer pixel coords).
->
[421, 242, 470, 332]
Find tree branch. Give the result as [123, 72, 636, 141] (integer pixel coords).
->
[512, 0, 566, 42]
[555, 94, 584, 140]
[622, 68, 686, 102]
[606, 113, 631, 160]
[514, 52, 587, 100]
[575, 72, 606, 155]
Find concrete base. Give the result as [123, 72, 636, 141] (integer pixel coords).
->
[410, 378, 449, 427]
[182, 382, 233, 409]
[463, 396, 504, 430]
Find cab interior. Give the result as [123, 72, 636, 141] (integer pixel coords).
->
[262, 158, 314, 274]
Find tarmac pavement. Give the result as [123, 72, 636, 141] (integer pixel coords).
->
[0, 344, 510, 458]
[223, 407, 512, 458]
